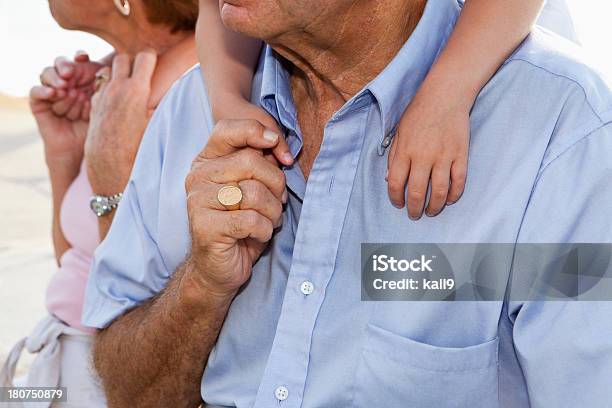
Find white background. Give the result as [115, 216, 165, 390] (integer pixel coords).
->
[0, 0, 611, 97]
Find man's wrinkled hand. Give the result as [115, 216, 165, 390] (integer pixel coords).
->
[182, 119, 289, 303]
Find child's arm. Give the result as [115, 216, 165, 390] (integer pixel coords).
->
[197, 0, 293, 165]
[387, 0, 545, 220]
[197, 0, 261, 118]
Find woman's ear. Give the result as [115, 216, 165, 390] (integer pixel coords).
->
[113, 0, 131, 16]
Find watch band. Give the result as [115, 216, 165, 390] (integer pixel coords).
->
[90, 192, 123, 217]
[106, 193, 123, 207]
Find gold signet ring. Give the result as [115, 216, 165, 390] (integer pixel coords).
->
[217, 184, 243, 211]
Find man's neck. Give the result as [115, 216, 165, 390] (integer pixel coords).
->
[271, 0, 426, 102]
[270, 0, 425, 178]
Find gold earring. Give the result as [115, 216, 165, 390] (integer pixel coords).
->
[113, 0, 130, 16]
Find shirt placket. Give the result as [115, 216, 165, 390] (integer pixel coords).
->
[253, 98, 373, 408]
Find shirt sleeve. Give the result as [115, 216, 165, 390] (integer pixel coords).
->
[509, 123, 612, 406]
[82, 66, 211, 329]
[81, 106, 171, 329]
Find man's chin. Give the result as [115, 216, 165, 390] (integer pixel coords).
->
[220, 2, 274, 40]
[220, 3, 251, 31]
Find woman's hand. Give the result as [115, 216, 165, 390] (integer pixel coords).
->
[30, 51, 107, 262]
[30, 52, 104, 168]
[30, 86, 89, 170]
[42, 52, 105, 120]
[85, 51, 158, 196]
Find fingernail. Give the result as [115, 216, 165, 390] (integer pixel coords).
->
[385, 170, 389, 182]
[446, 199, 455, 205]
[60, 66, 73, 76]
[282, 152, 294, 165]
[263, 129, 278, 143]
[282, 189, 288, 203]
[392, 202, 403, 209]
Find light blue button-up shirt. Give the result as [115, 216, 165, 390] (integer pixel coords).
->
[83, 0, 612, 406]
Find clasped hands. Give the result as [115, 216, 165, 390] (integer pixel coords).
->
[30, 50, 158, 197]
[183, 119, 294, 301]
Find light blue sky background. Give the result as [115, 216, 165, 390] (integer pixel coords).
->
[0, 0, 610, 97]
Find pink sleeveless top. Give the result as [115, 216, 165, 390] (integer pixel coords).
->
[45, 160, 99, 333]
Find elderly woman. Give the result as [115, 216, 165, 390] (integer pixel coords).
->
[0, 0, 197, 405]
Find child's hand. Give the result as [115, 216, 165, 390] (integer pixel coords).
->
[386, 90, 470, 220]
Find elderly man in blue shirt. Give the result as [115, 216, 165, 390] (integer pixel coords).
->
[83, 0, 612, 406]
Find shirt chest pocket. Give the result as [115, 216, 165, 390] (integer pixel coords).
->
[351, 323, 499, 408]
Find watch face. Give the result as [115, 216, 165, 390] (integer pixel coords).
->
[90, 196, 110, 217]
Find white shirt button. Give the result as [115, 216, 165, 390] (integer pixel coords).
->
[275, 386, 289, 401]
[300, 281, 314, 295]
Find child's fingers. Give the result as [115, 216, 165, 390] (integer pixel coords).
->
[54, 56, 75, 79]
[51, 89, 78, 116]
[406, 163, 431, 220]
[40, 66, 67, 89]
[66, 92, 86, 121]
[81, 100, 91, 121]
[387, 151, 410, 208]
[74, 50, 90, 63]
[447, 159, 467, 204]
[425, 162, 451, 217]
[386, 137, 399, 181]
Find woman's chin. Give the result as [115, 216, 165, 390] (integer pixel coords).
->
[47, 1, 78, 30]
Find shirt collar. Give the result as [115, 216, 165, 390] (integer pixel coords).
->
[257, 0, 461, 143]
[366, 0, 461, 140]
[259, 46, 298, 134]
